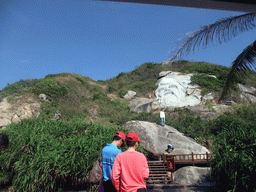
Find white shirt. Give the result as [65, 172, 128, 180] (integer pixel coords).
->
[160, 111, 165, 118]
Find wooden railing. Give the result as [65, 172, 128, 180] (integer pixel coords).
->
[163, 152, 212, 167]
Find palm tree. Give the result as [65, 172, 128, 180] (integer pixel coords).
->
[169, 13, 256, 102]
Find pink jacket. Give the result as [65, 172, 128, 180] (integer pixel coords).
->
[111, 151, 149, 192]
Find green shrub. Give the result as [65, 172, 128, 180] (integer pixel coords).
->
[45, 73, 69, 78]
[116, 72, 126, 80]
[175, 60, 188, 64]
[118, 89, 128, 98]
[75, 77, 86, 85]
[191, 74, 224, 92]
[144, 62, 158, 69]
[0, 79, 39, 99]
[108, 85, 117, 93]
[93, 92, 107, 101]
[131, 69, 140, 76]
[32, 80, 68, 100]
[210, 119, 256, 192]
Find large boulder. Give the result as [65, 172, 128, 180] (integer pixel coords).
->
[238, 84, 256, 103]
[123, 90, 136, 100]
[155, 72, 201, 108]
[129, 98, 160, 113]
[124, 121, 209, 159]
[173, 166, 211, 186]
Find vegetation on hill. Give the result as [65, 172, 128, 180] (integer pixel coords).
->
[1, 60, 256, 191]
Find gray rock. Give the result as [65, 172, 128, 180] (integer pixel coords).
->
[12, 114, 20, 123]
[124, 121, 209, 159]
[123, 90, 137, 100]
[52, 111, 61, 120]
[202, 93, 214, 101]
[212, 105, 234, 114]
[173, 166, 211, 186]
[39, 94, 49, 101]
[159, 71, 172, 78]
[129, 98, 159, 113]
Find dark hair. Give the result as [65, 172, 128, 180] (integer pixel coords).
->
[113, 136, 122, 141]
[0, 133, 9, 146]
[126, 140, 136, 147]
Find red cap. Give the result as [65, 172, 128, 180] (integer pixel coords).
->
[126, 132, 139, 143]
[114, 131, 125, 147]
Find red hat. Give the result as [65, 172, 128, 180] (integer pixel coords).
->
[126, 132, 139, 143]
[114, 131, 126, 147]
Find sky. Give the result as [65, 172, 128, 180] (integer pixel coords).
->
[0, 0, 255, 90]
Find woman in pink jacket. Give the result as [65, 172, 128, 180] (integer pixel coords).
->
[111, 132, 149, 192]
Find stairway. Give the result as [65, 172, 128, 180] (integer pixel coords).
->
[146, 160, 172, 187]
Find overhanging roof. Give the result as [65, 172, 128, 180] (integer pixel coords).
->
[95, 0, 256, 13]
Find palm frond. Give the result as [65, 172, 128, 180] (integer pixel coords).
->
[219, 39, 256, 102]
[170, 13, 256, 61]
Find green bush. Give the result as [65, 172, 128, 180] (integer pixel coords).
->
[0, 79, 39, 99]
[118, 89, 128, 98]
[75, 77, 86, 85]
[210, 119, 256, 191]
[175, 60, 188, 64]
[45, 73, 69, 78]
[144, 62, 158, 69]
[108, 85, 117, 93]
[191, 74, 224, 92]
[0, 118, 147, 191]
[93, 92, 107, 101]
[131, 69, 140, 76]
[116, 72, 126, 80]
[32, 80, 68, 100]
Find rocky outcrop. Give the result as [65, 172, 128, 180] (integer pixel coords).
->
[0, 97, 40, 129]
[155, 72, 202, 108]
[202, 92, 214, 101]
[52, 111, 61, 120]
[39, 94, 49, 102]
[183, 104, 235, 121]
[129, 98, 160, 113]
[173, 166, 211, 186]
[123, 90, 136, 100]
[238, 84, 256, 103]
[124, 121, 209, 159]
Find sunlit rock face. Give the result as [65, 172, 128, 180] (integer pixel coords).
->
[155, 72, 201, 108]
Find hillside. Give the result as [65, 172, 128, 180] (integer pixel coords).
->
[1, 60, 256, 127]
[0, 60, 256, 130]
[1, 60, 256, 191]
[1, 60, 256, 141]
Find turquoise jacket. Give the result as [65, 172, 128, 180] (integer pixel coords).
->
[101, 144, 122, 181]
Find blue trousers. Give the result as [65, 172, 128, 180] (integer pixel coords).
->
[161, 118, 165, 126]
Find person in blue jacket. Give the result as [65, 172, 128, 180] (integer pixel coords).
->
[101, 131, 125, 192]
[167, 144, 174, 153]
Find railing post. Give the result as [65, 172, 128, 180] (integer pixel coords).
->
[192, 152, 194, 166]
